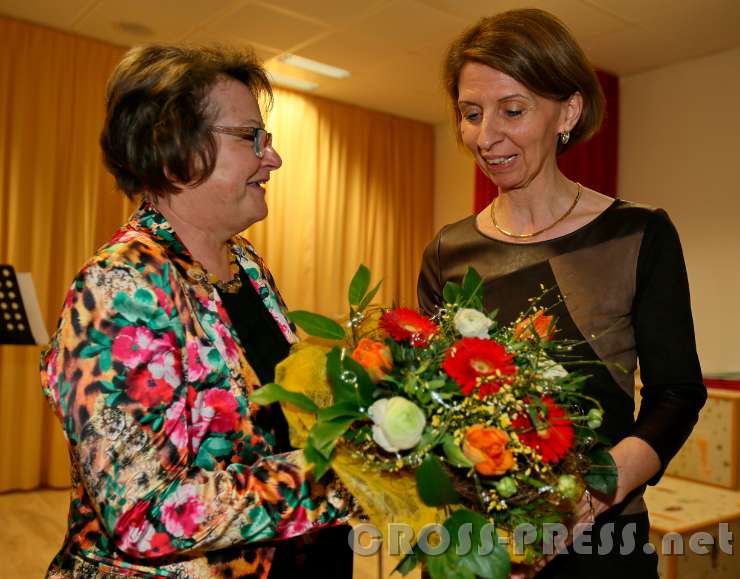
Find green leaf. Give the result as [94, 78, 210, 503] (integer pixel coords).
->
[349, 265, 371, 306]
[442, 436, 474, 468]
[414, 428, 439, 451]
[444, 509, 488, 550]
[326, 346, 342, 393]
[287, 311, 346, 340]
[584, 448, 618, 497]
[326, 347, 374, 407]
[426, 551, 474, 579]
[249, 383, 319, 413]
[461, 268, 484, 307]
[304, 442, 332, 480]
[341, 355, 376, 406]
[443, 509, 510, 579]
[459, 545, 510, 579]
[317, 402, 364, 421]
[308, 416, 357, 458]
[393, 552, 419, 576]
[416, 454, 460, 506]
[442, 281, 461, 305]
[358, 279, 383, 310]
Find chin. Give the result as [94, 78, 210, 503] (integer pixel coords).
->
[241, 208, 268, 230]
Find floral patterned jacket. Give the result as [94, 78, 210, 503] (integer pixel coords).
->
[40, 202, 351, 578]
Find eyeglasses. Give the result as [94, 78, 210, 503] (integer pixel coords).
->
[211, 125, 273, 159]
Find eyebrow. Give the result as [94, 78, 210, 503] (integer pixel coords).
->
[225, 117, 264, 128]
[458, 94, 531, 107]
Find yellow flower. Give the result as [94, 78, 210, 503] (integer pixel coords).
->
[496, 528, 527, 564]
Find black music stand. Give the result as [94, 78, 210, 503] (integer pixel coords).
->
[0, 264, 49, 345]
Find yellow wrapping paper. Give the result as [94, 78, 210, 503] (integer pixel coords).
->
[274, 342, 446, 538]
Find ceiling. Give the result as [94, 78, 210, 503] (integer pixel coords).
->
[2, 0, 739, 124]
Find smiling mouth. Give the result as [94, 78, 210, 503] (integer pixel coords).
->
[247, 178, 268, 190]
[486, 155, 517, 165]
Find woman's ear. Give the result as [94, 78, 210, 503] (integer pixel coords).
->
[562, 92, 583, 132]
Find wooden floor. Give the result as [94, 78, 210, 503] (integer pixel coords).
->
[0, 489, 69, 579]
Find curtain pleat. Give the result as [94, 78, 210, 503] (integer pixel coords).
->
[249, 88, 433, 319]
[0, 17, 433, 492]
[0, 17, 128, 491]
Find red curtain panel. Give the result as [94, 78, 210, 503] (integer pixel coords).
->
[473, 70, 619, 212]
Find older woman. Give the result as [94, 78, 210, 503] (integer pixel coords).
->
[418, 9, 706, 578]
[41, 45, 352, 577]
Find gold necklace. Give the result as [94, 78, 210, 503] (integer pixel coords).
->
[207, 246, 242, 294]
[490, 182, 582, 240]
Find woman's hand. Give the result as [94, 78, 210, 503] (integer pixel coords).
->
[508, 436, 661, 578]
[508, 489, 611, 579]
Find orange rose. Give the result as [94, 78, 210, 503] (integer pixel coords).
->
[351, 338, 393, 383]
[514, 309, 555, 342]
[462, 425, 514, 476]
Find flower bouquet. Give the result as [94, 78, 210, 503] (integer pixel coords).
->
[251, 266, 617, 578]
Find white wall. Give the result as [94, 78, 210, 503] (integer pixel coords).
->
[433, 121, 474, 233]
[620, 46, 740, 374]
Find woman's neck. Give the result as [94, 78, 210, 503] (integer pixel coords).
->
[494, 173, 577, 234]
[151, 196, 233, 281]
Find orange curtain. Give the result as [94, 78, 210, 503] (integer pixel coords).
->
[252, 88, 434, 317]
[0, 17, 434, 492]
[0, 17, 129, 491]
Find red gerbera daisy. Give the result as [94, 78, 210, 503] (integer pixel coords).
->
[512, 396, 574, 464]
[442, 337, 517, 397]
[380, 308, 438, 347]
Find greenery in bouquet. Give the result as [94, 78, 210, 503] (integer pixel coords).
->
[251, 266, 617, 579]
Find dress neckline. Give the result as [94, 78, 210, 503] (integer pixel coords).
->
[472, 198, 622, 246]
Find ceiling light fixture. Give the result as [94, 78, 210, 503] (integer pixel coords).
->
[113, 21, 154, 37]
[279, 54, 351, 79]
[267, 72, 319, 91]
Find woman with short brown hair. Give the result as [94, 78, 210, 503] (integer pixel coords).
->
[42, 44, 353, 578]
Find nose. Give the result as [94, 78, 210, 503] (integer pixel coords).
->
[476, 113, 504, 152]
[261, 143, 282, 171]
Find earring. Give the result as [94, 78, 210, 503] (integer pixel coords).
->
[560, 130, 570, 145]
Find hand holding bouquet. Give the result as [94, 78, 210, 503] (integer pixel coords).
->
[251, 266, 617, 578]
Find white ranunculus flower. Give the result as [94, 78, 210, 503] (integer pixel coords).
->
[368, 397, 426, 453]
[453, 308, 493, 339]
[539, 355, 568, 379]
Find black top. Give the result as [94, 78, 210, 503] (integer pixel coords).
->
[218, 268, 353, 576]
[418, 200, 706, 506]
[218, 268, 292, 452]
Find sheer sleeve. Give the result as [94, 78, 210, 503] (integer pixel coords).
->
[630, 209, 706, 485]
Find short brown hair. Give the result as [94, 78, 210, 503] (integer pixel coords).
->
[444, 9, 604, 153]
[101, 44, 272, 199]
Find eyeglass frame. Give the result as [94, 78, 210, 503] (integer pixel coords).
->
[211, 125, 273, 159]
